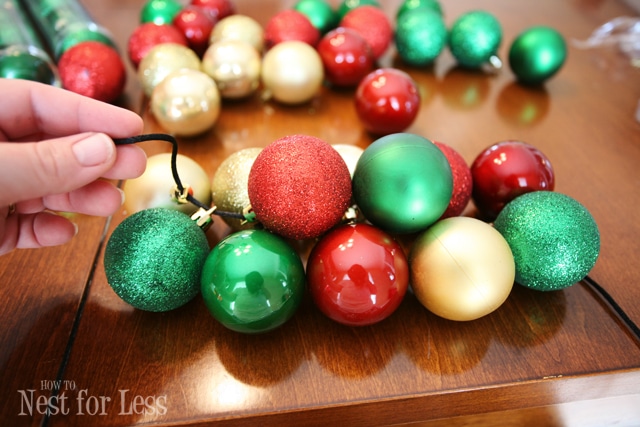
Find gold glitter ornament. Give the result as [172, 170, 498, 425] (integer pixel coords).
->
[202, 40, 262, 99]
[150, 68, 221, 137]
[261, 40, 324, 104]
[410, 217, 515, 321]
[123, 153, 211, 215]
[211, 147, 262, 230]
[209, 14, 265, 53]
[138, 43, 201, 97]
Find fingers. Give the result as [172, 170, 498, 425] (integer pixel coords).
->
[102, 144, 147, 180]
[0, 211, 76, 255]
[1, 79, 143, 141]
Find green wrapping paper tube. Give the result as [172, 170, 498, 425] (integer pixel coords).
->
[19, 0, 116, 60]
[0, 0, 60, 84]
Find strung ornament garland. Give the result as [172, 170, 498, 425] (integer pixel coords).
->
[100, 0, 640, 341]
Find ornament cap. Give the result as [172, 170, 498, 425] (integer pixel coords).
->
[191, 206, 217, 230]
[171, 183, 192, 204]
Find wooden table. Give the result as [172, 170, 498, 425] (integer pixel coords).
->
[2, 0, 640, 425]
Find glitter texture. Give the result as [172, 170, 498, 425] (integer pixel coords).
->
[264, 10, 320, 48]
[340, 6, 392, 59]
[248, 134, 352, 240]
[127, 23, 187, 69]
[395, 8, 447, 66]
[449, 10, 502, 68]
[104, 208, 210, 312]
[435, 142, 472, 219]
[494, 191, 600, 291]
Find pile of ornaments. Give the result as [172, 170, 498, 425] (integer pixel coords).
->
[104, 0, 598, 334]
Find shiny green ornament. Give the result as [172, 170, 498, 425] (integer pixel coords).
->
[396, 0, 442, 19]
[104, 208, 210, 312]
[294, 0, 338, 34]
[0, 46, 59, 85]
[449, 10, 502, 68]
[55, 23, 115, 59]
[353, 133, 453, 234]
[395, 8, 446, 66]
[140, 0, 182, 25]
[494, 191, 600, 292]
[509, 26, 567, 85]
[201, 229, 305, 334]
[337, 0, 380, 20]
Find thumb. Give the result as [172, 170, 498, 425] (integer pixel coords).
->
[0, 133, 116, 206]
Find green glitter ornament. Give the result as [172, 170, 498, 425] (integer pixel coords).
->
[494, 191, 600, 291]
[395, 8, 447, 66]
[294, 0, 338, 34]
[396, 0, 442, 19]
[449, 10, 502, 69]
[509, 26, 567, 85]
[337, 0, 380, 20]
[201, 229, 305, 334]
[104, 208, 210, 312]
[140, 0, 183, 25]
[352, 133, 453, 234]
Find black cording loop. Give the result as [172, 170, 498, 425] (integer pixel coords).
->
[112, 133, 247, 220]
[582, 275, 640, 344]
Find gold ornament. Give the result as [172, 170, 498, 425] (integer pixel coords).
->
[209, 15, 264, 53]
[261, 40, 324, 105]
[202, 40, 261, 99]
[123, 153, 211, 215]
[150, 69, 221, 137]
[211, 147, 262, 230]
[138, 43, 201, 97]
[332, 144, 364, 177]
[410, 217, 515, 321]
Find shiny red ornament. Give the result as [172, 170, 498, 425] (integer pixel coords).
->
[173, 6, 216, 56]
[355, 68, 420, 135]
[58, 41, 126, 103]
[340, 5, 392, 59]
[307, 223, 409, 326]
[191, 0, 235, 21]
[316, 27, 374, 87]
[264, 10, 320, 49]
[248, 134, 352, 240]
[435, 142, 473, 219]
[127, 22, 188, 68]
[471, 140, 555, 220]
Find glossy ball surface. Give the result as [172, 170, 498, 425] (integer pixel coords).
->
[201, 229, 305, 333]
[337, 0, 380, 20]
[140, 0, 182, 25]
[123, 153, 211, 215]
[352, 133, 452, 234]
[317, 27, 374, 87]
[293, 0, 338, 34]
[449, 10, 502, 68]
[410, 217, 515, 321]
[173, 6, 216, 56]
[471, 140, 554, 220]
[494, 191, 600, 291]
[396, 0, 442, 19]
[191, 0, 235, 20]
[307, 223, 409, 326]
[340, 5, 392, 59]
[261, 40, 324, 104]
[138, 43, 201, 97]
[104, 208, 210, 312]
[355, 68, 421, 135]
[150, 69, 220, 137]
[248, 134, 352, 240]
[395, 8, 446, 66]
[209, 14, 264, 53]
[509, 26, 567, 85]
[435, 142, 472, 219]
[202, 40, 261, 99]
[127, 23, 188, 68]
[264, 10, 320, 48]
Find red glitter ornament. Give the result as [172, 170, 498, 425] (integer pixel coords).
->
[264, 10, 320, 49]
[471, 140, 555, 220]
[127, 22, 188, 68]
[316, 27, 374, 87]
[340, 5, 392, 59]
[173, 6, 216, 56]
[248, 134, 352, 240]
[191, 0, 236, 21]
[58, 41, 126, 103]
[355, 68, 420, 135]
[435, 142, 473, 219]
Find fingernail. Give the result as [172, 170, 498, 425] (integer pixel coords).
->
[72, 133, 114, 167]
[117, 187, 125, 205]
[72, 221, 79, 236]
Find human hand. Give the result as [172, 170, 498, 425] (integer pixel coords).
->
[0, 79, 147, 255]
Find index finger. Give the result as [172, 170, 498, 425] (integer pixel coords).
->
[0, 78, 144, 141]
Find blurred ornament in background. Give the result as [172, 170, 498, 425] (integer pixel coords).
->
[316, 27, 374, 87]
[264, 9, 320, 48]
[509, 26, 567, 85]
[202, 39, 261, 99]
[209, 14, 264, 53]
[395, 7, 447, 67]
[138, 42, 201, 97]
[293, 0, 338, 35]
[127, 22, 187, 68]
[173, 5, 217, 57]
[449, 10, 502, 70]
[140, 0, 182, 25]
[340, 5, 392, 60]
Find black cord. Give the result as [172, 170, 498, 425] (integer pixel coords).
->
[112, 133, 248, 220]
[582, 275, 640, 343]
